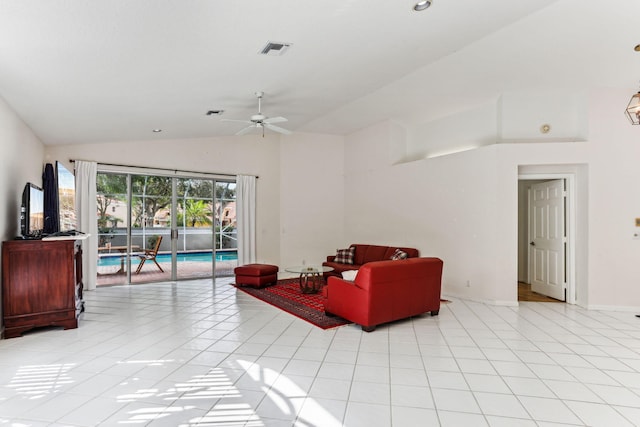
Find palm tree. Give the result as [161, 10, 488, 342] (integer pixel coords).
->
[182, 200, 213, 227]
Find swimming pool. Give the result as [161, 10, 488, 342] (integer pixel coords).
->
[98, 250, 237, 267]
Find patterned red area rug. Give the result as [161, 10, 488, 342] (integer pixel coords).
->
[233, 278, 351, 329]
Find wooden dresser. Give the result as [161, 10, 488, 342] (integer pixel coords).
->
[2, 239, 84, 339]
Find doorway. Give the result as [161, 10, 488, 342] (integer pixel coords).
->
[518, 173, 576, 304]
[96, 171, 238, 286]
[518, 282, 564, 302]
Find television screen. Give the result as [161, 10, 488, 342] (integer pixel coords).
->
[21, 183, 44, 237]
[56, 161, 76, 231]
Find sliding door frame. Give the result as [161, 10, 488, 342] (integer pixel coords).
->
[96, 165, 238, 285]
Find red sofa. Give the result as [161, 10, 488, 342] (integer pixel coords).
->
[323, 244, 419, 278]
[322, 257, 443, 332]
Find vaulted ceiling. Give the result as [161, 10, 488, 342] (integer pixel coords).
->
[0, 0, 638, 145]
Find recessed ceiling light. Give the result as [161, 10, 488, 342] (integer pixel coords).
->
[152, 129, 162, 133]
[413, 0, 432, 11]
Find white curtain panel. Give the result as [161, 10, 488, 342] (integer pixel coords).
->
[236, 174, 256, 265]
[75, 161, 98, 291]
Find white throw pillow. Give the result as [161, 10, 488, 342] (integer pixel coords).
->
[341, 270, 358, 281]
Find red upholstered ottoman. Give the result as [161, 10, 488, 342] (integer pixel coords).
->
[234, 264, 279, 288]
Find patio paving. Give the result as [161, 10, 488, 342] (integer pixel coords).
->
[96, 260, 237, 286]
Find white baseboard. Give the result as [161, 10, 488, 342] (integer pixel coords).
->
[586, 304, 640, 312]
[442, 293, 518, 307]
[443, 293, 638, 312]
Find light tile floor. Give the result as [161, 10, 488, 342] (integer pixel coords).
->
[2, 278, 640, 426]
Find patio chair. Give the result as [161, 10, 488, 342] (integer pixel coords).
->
[135, 236, 164, 274]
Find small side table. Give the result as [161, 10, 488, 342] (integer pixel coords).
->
[285, 266, 334, 294]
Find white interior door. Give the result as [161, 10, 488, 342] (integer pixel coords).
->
[529, 179, 566, 301]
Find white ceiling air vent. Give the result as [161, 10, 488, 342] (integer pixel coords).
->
[260, 41, 292, 56]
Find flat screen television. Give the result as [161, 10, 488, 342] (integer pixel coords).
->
[56, 161, 76, 231]
[20, 183, 44, 238]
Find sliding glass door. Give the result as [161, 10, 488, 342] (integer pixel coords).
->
[96, 173, 129, 286]
[96, 171, 237, 286]
[214, 181, 237, 277]
[131, 174, 173, 280]
[175, 178, 214, 280]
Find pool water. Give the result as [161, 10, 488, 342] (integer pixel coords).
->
[98, 251, 237, 267]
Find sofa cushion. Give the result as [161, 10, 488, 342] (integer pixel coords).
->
[352, 244, 418, 264]
[352, 244, 387, 264]
[334, 247, 355, 264]
[391, 249, 408, 260]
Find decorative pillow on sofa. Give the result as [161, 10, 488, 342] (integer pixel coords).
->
[334, 247, 355, 264]
[391, 248, 408, 260]
[341, 270, 358, 281]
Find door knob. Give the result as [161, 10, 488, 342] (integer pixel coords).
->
[530, 241, 535, 246]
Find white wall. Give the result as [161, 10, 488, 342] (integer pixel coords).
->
[404, 100, 498, 161]
[344, 121, 506, 302]
[586, 89, 640, 310]
[0, 96, 44, 241]
[0, 96, 44, 331]
[499, 90, 588, 142]
[343, 87, 640, 309]
[279, 132, 345, 267]
[344, 123, 592, 304]
[45, 132, 345, 269]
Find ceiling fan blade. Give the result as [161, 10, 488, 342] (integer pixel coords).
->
[265, 123, 292, 135]
[236, 125, 255, 135]
[223, 92, 288, 136]
[264, 116, 287, 124]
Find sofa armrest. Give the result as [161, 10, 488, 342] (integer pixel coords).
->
[324, 276, 371, 326]
[325, 275, 366, 304]
[325, 276, 367, 306]
[326, 255, 336, 262]
[328, 275, 363, 290]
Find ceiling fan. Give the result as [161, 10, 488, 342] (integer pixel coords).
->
[222, 91, 291, 136]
